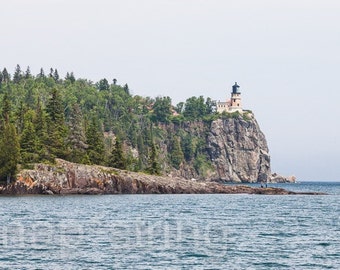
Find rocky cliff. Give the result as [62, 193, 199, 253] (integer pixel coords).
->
[206, 116, 270, 182]
[163, 114, 284, 183]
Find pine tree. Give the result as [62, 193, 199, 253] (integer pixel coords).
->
[20, 110, 39, 164]
[34, 98, 47, 137]
[37, 68, 45, 79]
[98, 78, 109, 91]
[170, 136, 184, 169]
[24, 66, 32, 79]
[151, 96, 172, 123]
[53, 69, 60, 82]
[65, 72, 75, 84]
[16, 101, 27, 134]
[136, 134, 146, 170]
[24, 87, 35, 109]
[0, 122, 20, 183]
[146, 142, 161, 175]
[45, 88, 67, 159]
[1, 92, 11, 125]
[123, 83, 130, 95]
[0, 95, 20, 183]
[67, 104, 88, 163]
[86, 116, 105, 165]
[181, 134, 194, 161]
[108, 137, 126, 169]
[2, 68, 10, 83]
[46, 88, 64, 124]
[13, 64, 22, 84]
[49, 68, 54, 78]
[33, 98, 49, 161]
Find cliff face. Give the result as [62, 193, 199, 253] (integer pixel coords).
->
[164, 115, 271, 183]
[206, 117, 270, 182]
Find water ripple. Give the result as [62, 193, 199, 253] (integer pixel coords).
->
[0, 182, 339, 269]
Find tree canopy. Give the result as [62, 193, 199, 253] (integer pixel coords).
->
[0, 65, 225, 182]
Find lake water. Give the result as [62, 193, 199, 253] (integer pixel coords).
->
[0, 182, 339, 269]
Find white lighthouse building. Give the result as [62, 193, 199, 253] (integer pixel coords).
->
[216, 82, 243, 114]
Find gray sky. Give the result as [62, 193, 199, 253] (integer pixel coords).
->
[1, 0, 340, 181]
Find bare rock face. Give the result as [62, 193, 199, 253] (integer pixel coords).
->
[206, 116, 271, 183]
[270, 173, 296, 183]
[161, 115, 272, 183]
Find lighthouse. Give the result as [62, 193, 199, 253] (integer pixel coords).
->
[229, 82, 242, 112]
[216, 82, 243, 113]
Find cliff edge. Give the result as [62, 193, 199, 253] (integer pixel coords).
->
[207, 116, 270, 182]
[164, 115, 293, 183]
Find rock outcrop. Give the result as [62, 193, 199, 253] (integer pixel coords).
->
[206, 116, 270, 182]
[269, 173, 296, 183]
[0, 159, 318, 195]
[165, 114, 276, 183]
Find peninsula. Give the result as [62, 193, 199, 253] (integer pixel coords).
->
[0, 66, 297, 195]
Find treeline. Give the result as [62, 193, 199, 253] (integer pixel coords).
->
[0, 65, 224, 182]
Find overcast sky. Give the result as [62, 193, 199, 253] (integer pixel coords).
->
[1, 0, 339, 181]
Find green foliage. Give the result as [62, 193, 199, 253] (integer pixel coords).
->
[37, 68, 45, 79]
[221, 111, 241, 119]
[146, 142, 161, 175]
[13, 64, 23, 84]
[65, 72, 76, 83]
[53, 69, 60, 82]
[46, 88, 65, 124]
[183, 96, 212, 120]
[24, 66, 32, 79]
[1, 93, 11, 125]
[20, 110, 40, 164]
[151, 96, 172, 123]
[97, 78, 110, 91]
[169, 136, 184, 169]
[123, 83, 130, 95]
[181, 134, 194, 162]
[108, 137, 127, 169]
[203, 113, 219, 123]
[1, 68, 10, 84]
[0, 123, 20, 182]
[33, 98, 49, 161]
[170, 114, 185, 124]
[193, 154, 213, 177]
[67, 104, 88, 163]
[46, 88, 68, 159]
[0, 65, 230, 180]
[242, 111, 252, 121]
[86, 116, 106, 165]
[174, 102, 184, 114]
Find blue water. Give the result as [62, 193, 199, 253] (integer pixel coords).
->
[0, 182, 339, 269]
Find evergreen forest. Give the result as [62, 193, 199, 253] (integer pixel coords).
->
[0, 65, 236, 183]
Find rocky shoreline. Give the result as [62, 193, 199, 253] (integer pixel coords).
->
[0, 159, 324, 196]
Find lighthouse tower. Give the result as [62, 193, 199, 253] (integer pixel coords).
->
[216, 82, 244, 114]
[229, 82, 242, 112]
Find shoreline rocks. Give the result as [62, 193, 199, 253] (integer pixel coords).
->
[270, 173, 296, 183]
[0, 159, 324, 196]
